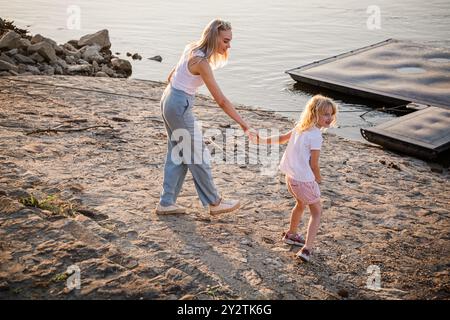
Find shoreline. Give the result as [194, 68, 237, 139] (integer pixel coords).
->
[0, 75, 448, 299]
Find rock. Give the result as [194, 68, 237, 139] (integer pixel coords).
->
[55, 45, 65, 56]
[102, 50, 112, 61]
[77, 59, 90, 65]
[0, 53, 15, 65]
[388, 162, 401, 171]
[0, 30, 21, 50]
[55, 58, 68, 70]
[17, 38, 31, 49]
[67, 39, 80, 49]
[92, 60, 100, 72]
[148, 55, 162, 62]
[17, 64, 27, 73]
[0, 23, 129, 79]
[31, 34, 56, 46]
[126, 52, 132, 57]
[95, 71, 109, 77]
[14, 53, 35, 64]
[29, 52, 45, 63]
[27, 41, 57, 63]
[25, 65, 41, 74]
[132, 53, 142, 60]
[65, 55, 76, 65]
[101, 64, 115, 77]
[5, 48, 19, 56]
[111, 58, 132, 76]
[67, 64, 92, 74]
[63, 42, 77, 51]
[81, 44, 104, 63]
[54, 65, 63, 75]
[31, 34, 63, 55]
[44, 65, 55, 75]
[0, 60, 18, 73]
[78, 29, 111, 50]
[62, 47, 81, 60]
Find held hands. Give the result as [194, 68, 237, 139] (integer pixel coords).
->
[240, 123, 270, 144]
[244, 127, 260, 144]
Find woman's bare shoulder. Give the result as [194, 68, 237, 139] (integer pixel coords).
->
[189, 56, 210, 75]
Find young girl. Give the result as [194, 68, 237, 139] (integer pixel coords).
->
[259, 95, 338, 262]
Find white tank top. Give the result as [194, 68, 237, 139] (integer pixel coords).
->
[171, 47, 205, 95]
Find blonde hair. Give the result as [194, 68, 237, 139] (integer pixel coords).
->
[295, 95, 338, 133]
[187, 18, 232, 69]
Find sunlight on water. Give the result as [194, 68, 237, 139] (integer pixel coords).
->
[3, 0, 450, 140]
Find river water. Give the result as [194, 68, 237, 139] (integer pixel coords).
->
[3, 0, 450, 140]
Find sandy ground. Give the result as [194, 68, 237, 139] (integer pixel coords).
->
[0, 75, 448, 300]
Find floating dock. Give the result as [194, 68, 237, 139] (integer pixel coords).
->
[286, 39, 450, 109]
[286, 39, 450, 160]
[360, 106, 450, 161]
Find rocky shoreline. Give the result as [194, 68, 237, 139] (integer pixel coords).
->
[0, 75, 448, 300]
[0, 18, 132, 78]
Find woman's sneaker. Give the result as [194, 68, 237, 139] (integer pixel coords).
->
[282, 231, 305, 246]
[155, 203, 186, 215]
[296, 247, 311, 262]
[209, 199, 240, 215]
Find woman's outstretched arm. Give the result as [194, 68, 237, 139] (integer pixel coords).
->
[194, 59, 252, 132]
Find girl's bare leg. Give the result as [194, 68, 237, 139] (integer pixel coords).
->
[304, 201, 322, 250]
[288, 201, 306, 234]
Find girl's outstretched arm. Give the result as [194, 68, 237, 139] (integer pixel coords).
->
[259, 130, 292, 144]
[310, 150, 321, 183]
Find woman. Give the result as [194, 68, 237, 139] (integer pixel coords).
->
[156, 18, 257, 215]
